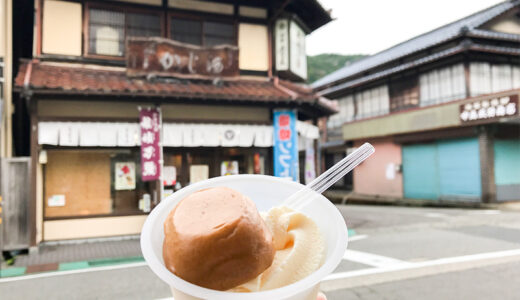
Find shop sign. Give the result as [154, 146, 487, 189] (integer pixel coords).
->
[275, 18, 307, 80]
[140, 107, 161, 181]
[273, 110, 299, 181]
[126, 37, 239, 78]
[115, 162, 136, 190]
[459, 95, 518, 123]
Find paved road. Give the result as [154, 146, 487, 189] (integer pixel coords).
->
[1, 204, 520, 299]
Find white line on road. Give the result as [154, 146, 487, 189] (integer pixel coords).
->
[0, 262, 148, 283]
[326, 248, 520, 282]
[343, 249, 411, 268]
[348, 234, 368, 242]
[467, 210, 501, 215]
[424, 212, 448, 218]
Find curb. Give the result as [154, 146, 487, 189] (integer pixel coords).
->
[0, 256, 144, 278]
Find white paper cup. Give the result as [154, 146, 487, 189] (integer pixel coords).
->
[141, 175, 348, 300]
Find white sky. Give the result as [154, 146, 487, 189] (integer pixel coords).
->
[307, 0, 505, 56]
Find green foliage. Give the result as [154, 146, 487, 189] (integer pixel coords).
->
[307, 53, 366, 84]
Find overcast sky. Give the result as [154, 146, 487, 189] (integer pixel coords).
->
[307, 0, 504, 56]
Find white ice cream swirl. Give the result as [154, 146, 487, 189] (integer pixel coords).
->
[231, 206, 325, 292]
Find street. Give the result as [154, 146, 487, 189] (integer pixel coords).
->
[1, 204, 520, 299]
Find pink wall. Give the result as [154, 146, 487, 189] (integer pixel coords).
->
[354, 140, 403, 198]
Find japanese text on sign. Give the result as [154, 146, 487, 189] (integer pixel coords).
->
[273, 110, 299, 181]
[459, 95, 518, 123]
[140, 108, 161, 181]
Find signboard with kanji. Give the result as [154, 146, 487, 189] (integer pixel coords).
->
[459, 95, 518, 124]
[126, 37, 239, 78]
[273, 110, 299, 181]
[140, 108, 161, 181]
[275, 18, 307, 81]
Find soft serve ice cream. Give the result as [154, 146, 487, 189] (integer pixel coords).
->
[232, 206, 325, 292]
[162, 187, 325, 292]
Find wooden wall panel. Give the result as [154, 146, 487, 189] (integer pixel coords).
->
[44, 150, 112, 217]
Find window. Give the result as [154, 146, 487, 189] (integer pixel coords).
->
[470, 62, 520, 97]
[419, 64, 466, 106]
[327, 95, 355, 128]
[170, 18, 202, 45]
[355, 85, 390, 120]
[390, 76, 419, 112]
[44, 149, 155, 219]
[88, 7, 162, 56]
[170, 16, 235, 46]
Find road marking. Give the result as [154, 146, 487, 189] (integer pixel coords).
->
[467, 210, 501, 215]
[326, 248, 520, 282]
[348, 234, 368, 242]
[0, 261, 147, 283]
[343, 249, 411, 268]
[424, 212, 448, 218]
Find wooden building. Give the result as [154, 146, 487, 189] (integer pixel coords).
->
[313, 1, 520, 205]
[11, 0, 334, 246]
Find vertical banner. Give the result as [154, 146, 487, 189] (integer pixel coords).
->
[304, 138, 316, 184]
[273, 110, 299, 181]
[139, 107, 161, 181]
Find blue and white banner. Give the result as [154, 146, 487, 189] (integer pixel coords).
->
[273, 110, 299, 181]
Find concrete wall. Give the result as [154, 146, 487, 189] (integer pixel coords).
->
[38, 100, 271, 122]
[42, 0, 82, 56]
[238, 23, 268, 71]
[43, 216, 147, 240]
[353, 140, 403, 198]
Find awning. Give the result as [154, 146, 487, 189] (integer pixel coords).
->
[38, 121, 319, 148]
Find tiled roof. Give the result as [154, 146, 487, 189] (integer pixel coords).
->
[312, 0, 520, 89]
[15, 61, 337, 115]
[318, 43, 520, 96]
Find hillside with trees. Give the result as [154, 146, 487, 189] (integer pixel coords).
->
[307, 53, 366, 84]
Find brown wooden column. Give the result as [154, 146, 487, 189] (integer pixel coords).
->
[478, 125, 496, 203]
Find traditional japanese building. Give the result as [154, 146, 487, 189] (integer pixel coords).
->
[11, 0, 334, 246]
[313, 0, 520, 205]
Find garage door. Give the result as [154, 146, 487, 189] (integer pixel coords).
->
[403, 138, 481, 201]
[437, 138, 481, 201]
[494, 139, 520, 201]
[402, 143, 439, 200]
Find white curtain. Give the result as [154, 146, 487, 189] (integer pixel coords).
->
[38, 122, 59, 145]
[98, 123, 118, 147]
[59, 122, 80, 146]
[38, 122, 278, 147]
[451, 64, 466, 100]
[513, 65, 520, 89]
[162, 123, 183, 147]
[420, 64, 466, 106]
[116, 123, 140, 147]
[491, 65, 512, 93]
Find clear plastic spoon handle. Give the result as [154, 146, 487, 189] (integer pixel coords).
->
[283, 143, 375, 210]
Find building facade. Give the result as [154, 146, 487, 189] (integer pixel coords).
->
[314, 1, 520, 205]
[11, 0, 334, 246]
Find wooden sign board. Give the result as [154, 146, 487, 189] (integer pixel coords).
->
[126, 37, 239, 78]
[459, 94, 518, 124]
